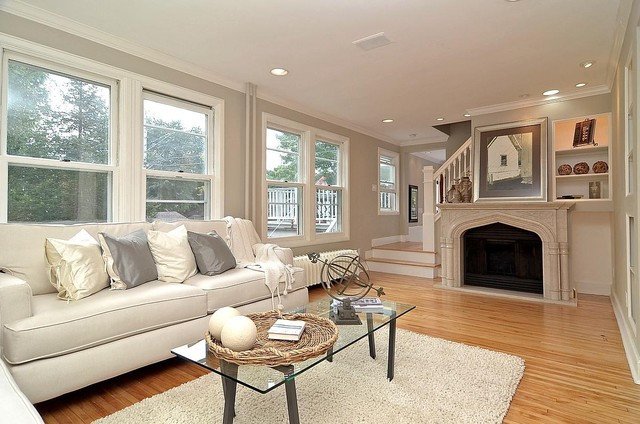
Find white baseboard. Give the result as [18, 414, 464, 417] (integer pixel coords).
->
[371, 235, 403, 247]
[575, 280, 611, 296]
[611, 292, 640, 384]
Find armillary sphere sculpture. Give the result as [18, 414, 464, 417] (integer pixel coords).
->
[308, 252, 385, 325]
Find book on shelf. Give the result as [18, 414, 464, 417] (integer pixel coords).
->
[267, 319, 306, 341]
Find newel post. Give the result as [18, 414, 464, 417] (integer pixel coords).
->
[422, 166, 435, 252]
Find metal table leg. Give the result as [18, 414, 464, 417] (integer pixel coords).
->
[220, 360, 238, 424]
[275, 365, 300, 424]
[388, 311, 397, 381]
[326, 347, 333, 363]
[367, 312, 376, 359]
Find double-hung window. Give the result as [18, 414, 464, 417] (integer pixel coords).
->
[378, 148, 399, 214]
[265, 125, 304, 238]
[142, 92, 214, 222]
[263, 114, 349, 245]
[1, 55, 117, 223]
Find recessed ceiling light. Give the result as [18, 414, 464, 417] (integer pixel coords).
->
[543, 89, 560, 96]
[575, 82, 587, 88]
[463, 113, 471, 117]
[519, 93, 530, 99]
[436, 117, 444, 121]
[270, 68, 289, 76]
[580, 61, 595, 69]
[382, 118, 394, 123]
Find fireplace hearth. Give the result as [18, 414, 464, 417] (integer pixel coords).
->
[463, 223, 543, 294]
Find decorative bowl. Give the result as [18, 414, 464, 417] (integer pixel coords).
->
[593, 161, 609, 174]
[557, 164, 572, 175]
[573, 162, 590, 175]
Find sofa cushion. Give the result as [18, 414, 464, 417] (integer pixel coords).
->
[184, 267, 305, 312]
[153, 220, 230, 242]
[0, 222, 153, 295]
[187, 231, 236, 276]
[2, 281, 207, 365]
[99, 230, 158, 289]
[147, 225, 197, 283]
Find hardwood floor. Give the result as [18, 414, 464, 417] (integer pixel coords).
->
[36, 273, 640, 423]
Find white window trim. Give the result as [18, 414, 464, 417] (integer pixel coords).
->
[378, 147, 400, 215]
[261, 113, 350, 247]
[0, 34, 224, 223]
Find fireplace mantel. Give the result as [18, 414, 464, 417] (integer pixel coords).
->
[438, 201, 576, 303]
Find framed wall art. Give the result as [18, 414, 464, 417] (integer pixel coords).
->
[408, 185, 419, 223]
[473, 118, 548, 202]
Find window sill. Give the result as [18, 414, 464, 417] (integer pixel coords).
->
[378, 210, 400, 216]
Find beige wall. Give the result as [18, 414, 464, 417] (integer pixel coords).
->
[0, 11, 405, 255]
[254, 100, 402, 255]
[611, 0, 640, 380]
[471, 93, 614, 295]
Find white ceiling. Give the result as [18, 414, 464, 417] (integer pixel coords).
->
[4, 0, 631, 145]
[412, 149, 447, 165]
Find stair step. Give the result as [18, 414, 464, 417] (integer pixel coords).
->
[370, 248, 436, 263]
[366, 257, 440, 268]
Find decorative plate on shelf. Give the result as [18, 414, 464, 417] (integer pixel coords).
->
[573, 162, 590, 175]
[557, 164, 572, 175]
[593, 161, 609, 174]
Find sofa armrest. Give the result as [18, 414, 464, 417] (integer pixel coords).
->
[0, 360, 43, 423]
[0, 273, 33, 349]
[274, 247, 294, 266]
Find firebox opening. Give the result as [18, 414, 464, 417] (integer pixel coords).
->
[463, 223, 543, 294]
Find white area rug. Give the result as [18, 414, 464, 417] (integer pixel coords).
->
[95, 329, 524, 424]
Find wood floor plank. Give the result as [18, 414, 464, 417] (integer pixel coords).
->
[35, 273, 640, 423]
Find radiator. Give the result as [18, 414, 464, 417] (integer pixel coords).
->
[294, 249, 359, 286]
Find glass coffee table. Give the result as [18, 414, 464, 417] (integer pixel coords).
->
[172, 298, 415, 424]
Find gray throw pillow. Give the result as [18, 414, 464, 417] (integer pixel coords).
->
[187, 231, 236, 276]
[98, 230, 158, 289]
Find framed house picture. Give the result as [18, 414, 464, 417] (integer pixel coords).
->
[408, 185, 419, 222]
[573, 118, 597, 147]
[473, 118, 548, 202]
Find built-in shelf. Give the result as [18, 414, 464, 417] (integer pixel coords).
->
[551, 113, 612, 203]
[555, 173, 609, 180]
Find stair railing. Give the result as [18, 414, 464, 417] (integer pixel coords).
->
[422, 137, 473, 251]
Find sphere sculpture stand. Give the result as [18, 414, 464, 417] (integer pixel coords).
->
[308, 252, 385, 325]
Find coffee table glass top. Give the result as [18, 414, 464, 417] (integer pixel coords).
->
[171, 298, 415, 394]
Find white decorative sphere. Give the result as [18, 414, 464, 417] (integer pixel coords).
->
[221, 316, 258, 352]
[208, 307, 241, 340]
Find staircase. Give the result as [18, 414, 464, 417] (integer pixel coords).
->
[365, 242, 440, 278]
[364, 137, 473, 279]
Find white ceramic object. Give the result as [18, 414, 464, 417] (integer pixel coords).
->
[220, 316, 258, 352]
[208, 307, 241, 340]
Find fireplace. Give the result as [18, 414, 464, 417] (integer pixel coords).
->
[463, 223, 543, 294]
[438, 202, 575, 303]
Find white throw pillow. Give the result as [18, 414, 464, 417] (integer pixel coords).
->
[147, 225, 198, 283]
[45, 229, 109, 300]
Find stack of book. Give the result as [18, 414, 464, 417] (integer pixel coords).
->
[268, 319, 306, 341]
[332, 297, 385, 313]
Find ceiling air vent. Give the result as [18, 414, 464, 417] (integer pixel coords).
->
[353, 32, 392, 51]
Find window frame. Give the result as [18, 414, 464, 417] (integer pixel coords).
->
[262, 113, 350, 247]
[378, 147, 400, 215]
[0, 37, 225, 224]
[141, 90, 217, 221]
[0, 51, 119, 223]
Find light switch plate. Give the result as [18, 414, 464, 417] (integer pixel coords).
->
[372, 184, 377, 192]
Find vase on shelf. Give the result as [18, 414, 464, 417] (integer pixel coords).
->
[446, 180, 462, 203]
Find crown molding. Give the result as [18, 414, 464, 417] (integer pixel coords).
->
[256, 89, 401, 146]
[466, 84, 611, 117]
[0, 0, 246, 93]
[605, 0, 634, 89]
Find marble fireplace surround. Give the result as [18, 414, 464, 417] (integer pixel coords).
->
[438, 201, 575, 303]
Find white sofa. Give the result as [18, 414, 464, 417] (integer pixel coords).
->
[0, 219, 308, 404]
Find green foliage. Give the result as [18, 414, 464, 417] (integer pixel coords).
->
[6, 60, 206, 223]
